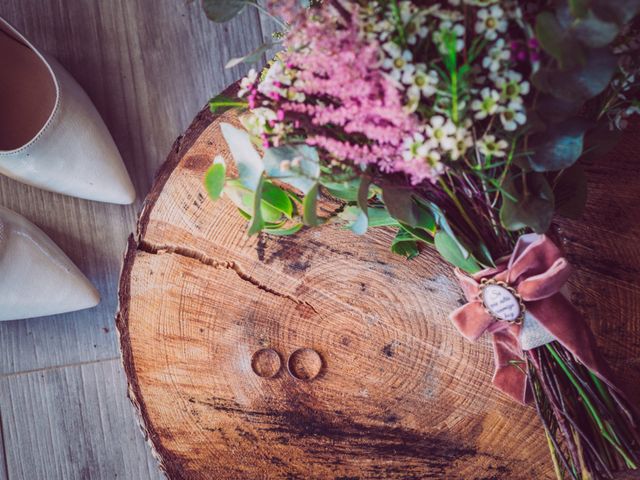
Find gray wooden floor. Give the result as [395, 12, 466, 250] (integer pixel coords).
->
[0, 1, 270, 478]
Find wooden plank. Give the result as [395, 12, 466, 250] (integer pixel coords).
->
[0, 0, 265, 374]
[0, 409, 8, 480]
[0, 359, 165, 480]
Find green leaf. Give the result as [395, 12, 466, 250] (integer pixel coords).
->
[535, 12, 585, 69]
[553, 164, 588, 219]
[434, 231, 481, 274]
[414, 204, 437, 234]
[220, 123, 264, 190]
[528, 118, 591, 172]
[368, 207, 400, 228]
[414, 198, 470, 258]
[209, 94, 247, 114]
[263, 145, 320, 194]
[262, 182, 293, 219]
[226, 42, 277, 68]
[500, 173, 555, 234]
[399, 223, 434, 244]
[391, 229, 420, 259]
[475, 243, 496, 268]
[322, 179, 361, 202]
[204, 156, 226, 201]
[303, 183, 320, 226]
[533, 48, 618, 103]
[202, 0, 247, 23]
[264, 223, 303, 236]
[381, 185, 417, 226]
[247, 177, 265, 236]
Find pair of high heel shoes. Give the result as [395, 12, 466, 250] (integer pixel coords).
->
[0, 17, 135, 321]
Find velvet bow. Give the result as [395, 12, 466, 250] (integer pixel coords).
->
[450, 234, 615, 404]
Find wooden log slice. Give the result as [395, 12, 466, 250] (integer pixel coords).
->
[117, 89, 640, 479]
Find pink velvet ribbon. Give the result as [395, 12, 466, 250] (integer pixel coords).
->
[450, 233, 617, 404]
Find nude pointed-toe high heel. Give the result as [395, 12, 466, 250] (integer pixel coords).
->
[0, 17, 136, 204]
[0, 206, 100, 321]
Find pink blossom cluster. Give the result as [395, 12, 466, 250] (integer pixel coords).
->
[252, 2, 436, 183]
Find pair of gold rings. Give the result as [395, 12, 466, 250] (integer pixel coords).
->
[250, 347, 323, 381]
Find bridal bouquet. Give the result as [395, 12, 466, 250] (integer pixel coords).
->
[203, 0, 640, 478]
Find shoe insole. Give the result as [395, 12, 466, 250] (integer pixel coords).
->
[0, 28, 56, 151]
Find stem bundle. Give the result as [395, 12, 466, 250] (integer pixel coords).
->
[527, 342, 640, 479]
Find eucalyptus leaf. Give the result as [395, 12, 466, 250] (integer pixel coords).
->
[263, 145, 320, 194]
[500, 173, 555, 234]
[303, 183, 320, 226]
[553, 164, 588, 219]
[556, 6, 619, 48]
[569, 0, 589, 18]
[535, 12, 585, 69]
[357, 177, 371, 216]
[350, 208, 369, 235]
[204, 156, 226, 201]
[591, 0, 640, 25]
[381, 185, 417, 226]
[528, 118, 590, 172]
[533, 48, 617, 102]
[414, 198, 470, 258]
[224, 180, 252, 213]
[434, 231, 481, 274]
[220, 123, 264, 190]
[415, 204, 437, 234]
[322, 179, 361, 202]
[202, 0, 247, 23]
[226, 42, 277, 69]
[475, 243, 496, 268]
[535, 95, 582, 123]
[368, 207, 400, 228]
[247, 177, 265, 236]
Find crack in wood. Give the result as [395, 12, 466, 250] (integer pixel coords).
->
[137, 239, 318, 314]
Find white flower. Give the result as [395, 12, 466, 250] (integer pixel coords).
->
[471, 88, 500, 119]
[476, 5, 507, 41]
[382, 42, 414, 81]
[404, 89, 421, 113]
[434, 21, 466, 54]
[450, 128, 473, 160]
[500, 102, 527, 131]
[425, 115, 457, 150]
[495, 70, 530, 103]
[479, 135, 509, 158]
[241, 108, 277, 137]
[424, 150, 444, 175]
[482, 39, 510, 73]
[402, 132, 430, 161]
[403, 64, 438, 98]
[402, 8, 429, 45]
[238, 68, 258, 97]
